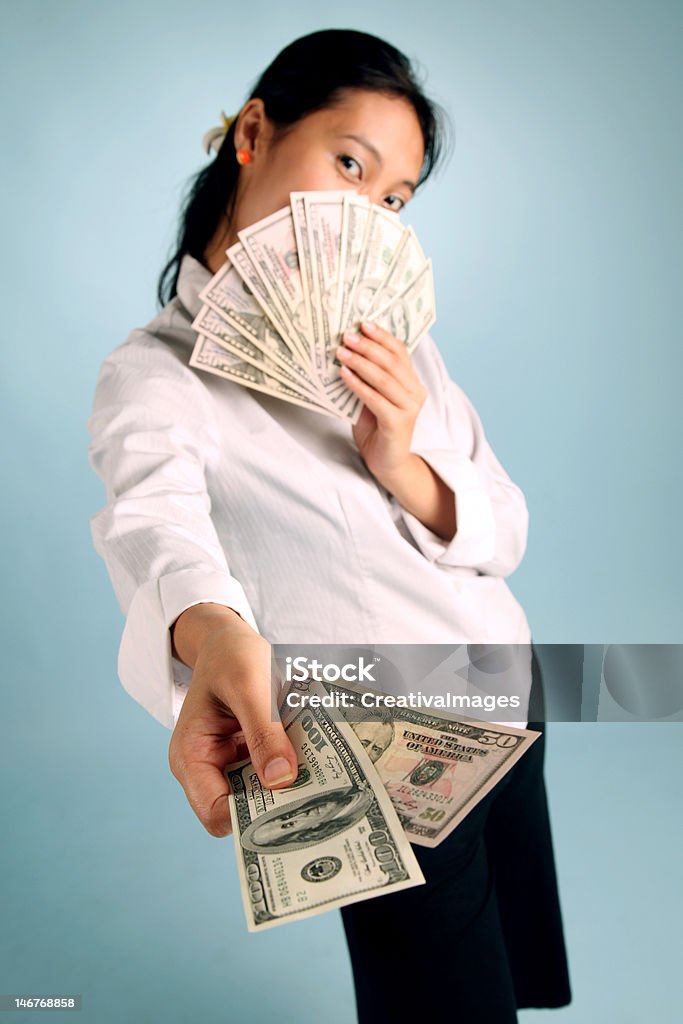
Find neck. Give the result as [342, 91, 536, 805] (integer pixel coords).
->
[204, 217, 239, 273]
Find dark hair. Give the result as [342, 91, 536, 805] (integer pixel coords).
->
[157, 28, 451, 307]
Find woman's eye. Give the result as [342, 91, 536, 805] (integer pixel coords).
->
[338, 154, 362, 179]
[384, 195, 405, 213]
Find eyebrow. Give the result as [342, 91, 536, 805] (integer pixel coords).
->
[338, 133, 417, 193]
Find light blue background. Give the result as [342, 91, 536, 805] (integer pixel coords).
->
[1, 1, 681, 1022]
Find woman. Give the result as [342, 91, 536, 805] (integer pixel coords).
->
[88, 28, 572, 1023]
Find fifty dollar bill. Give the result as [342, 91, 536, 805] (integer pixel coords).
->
[287, 677, 540, 849]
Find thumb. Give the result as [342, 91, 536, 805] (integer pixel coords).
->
[231, 686, 298, 789]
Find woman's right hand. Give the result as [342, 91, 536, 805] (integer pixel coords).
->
[167, 604, 298, 837]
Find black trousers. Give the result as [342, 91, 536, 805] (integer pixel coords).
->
[341, 646, 572, 1023]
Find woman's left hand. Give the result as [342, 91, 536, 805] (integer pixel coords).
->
[337, 320, 427, 488]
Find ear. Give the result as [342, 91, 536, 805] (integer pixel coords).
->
[234, 98, 270, 160]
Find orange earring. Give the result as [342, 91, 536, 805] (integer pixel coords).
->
[236, 148, 253, 166]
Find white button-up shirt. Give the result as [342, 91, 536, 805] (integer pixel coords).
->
[88, 255, 532, 731]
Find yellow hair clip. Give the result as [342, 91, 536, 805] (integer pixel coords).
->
[202, 111, 237, 156]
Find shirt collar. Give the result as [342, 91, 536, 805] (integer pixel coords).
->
[176, 254, 212, 319]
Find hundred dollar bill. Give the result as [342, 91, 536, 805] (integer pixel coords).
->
[198, 262, 317, 390]
[290, 192, 319, 354]
[336, 193, 371, 338]
[285, 677, 539, 848]
[330, 252, 434, 421]
[189, 334, 338, 417]
[337, 204, 406, 358]
[373, 259, 436, 350]
[226, 240, 310, 368]
[192, 300, 325, 405]
[226, 693, 425, 931]
[365, 226, 426, 319]
[290, 191, 348, 400]
[302, 190, 347, 386]
[237, 208, 315, 367]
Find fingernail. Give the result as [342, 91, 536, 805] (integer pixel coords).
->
[360, 321, 376, 331]
[264, 757, 294, 785]
[337, 346, 352, 358]
[344, 330, 361, 343]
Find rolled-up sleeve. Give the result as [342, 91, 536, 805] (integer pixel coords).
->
[87, 335, 258, 729]
[397, 338, 529, 577]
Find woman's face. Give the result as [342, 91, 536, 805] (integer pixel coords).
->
[207, 89, 425, 268]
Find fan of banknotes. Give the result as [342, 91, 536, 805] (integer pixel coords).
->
[189, 190, 436, 424]
[227, 675, 539, 931]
